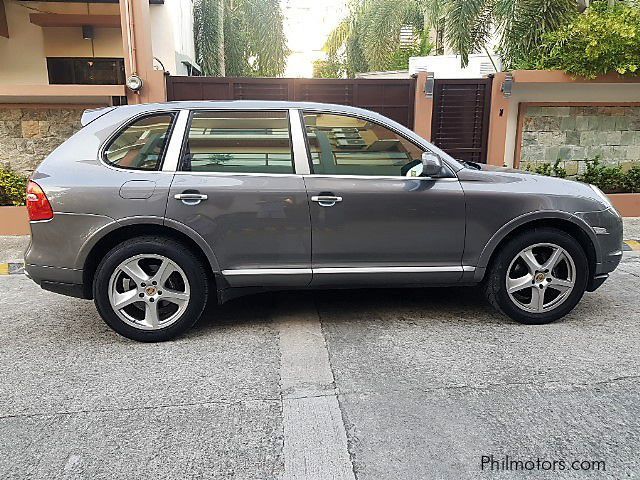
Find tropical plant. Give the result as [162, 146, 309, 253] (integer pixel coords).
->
[313, 56, 346, 78]
[322, 0, 432, 77]
[440, 0, 579, 68]
[0, 165, 27, 207]
[194, 0, 289, 77]
[516, 1, 640, 78]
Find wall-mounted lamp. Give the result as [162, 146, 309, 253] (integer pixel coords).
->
[424, 72, 435, 98]
[126, 74, 144, 93]
[501, 72, 513, 97]
[82, 25, 94, 40]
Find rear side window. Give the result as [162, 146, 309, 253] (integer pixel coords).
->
[181, 110, 294, 174]
[104, 113, 175, 170]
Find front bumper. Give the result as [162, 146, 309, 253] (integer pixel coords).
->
[577, 207, 624, 291]
[587, 273, 610, 292]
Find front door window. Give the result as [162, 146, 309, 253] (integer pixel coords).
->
[302, 112, 426, 177]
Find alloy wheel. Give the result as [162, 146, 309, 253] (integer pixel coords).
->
[506, 243, 576, 314]
[108, 254, 190, 330]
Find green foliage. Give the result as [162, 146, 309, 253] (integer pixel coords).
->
[0, 165, 27, 207]
[517, 1, 640, 78]
[525, 157, 640, 193]
[524, 159, 567, 178]
[388, 39, 433, 70]
[577, 157, 626, 192]
[194, 0, 289, 77]
[433, 0, 578, 68]
[496, 0, 578, 69]
[622, 164, 640, 193]
[313, 56, 346, 78]
[552, 159, 567, 179]
[321, 0, 432, 78]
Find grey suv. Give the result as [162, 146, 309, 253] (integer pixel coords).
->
[24, 101, 623, 341]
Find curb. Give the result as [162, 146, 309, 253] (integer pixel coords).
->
[0, 262, 25, 275]
[2, 240, 639, 276]
[624, 240, 640, 252]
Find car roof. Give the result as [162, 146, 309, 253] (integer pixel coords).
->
[82, 100, 397, 129]
[117, 100, 391, 118]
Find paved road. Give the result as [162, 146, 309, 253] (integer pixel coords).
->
[1, 246, 639, 478]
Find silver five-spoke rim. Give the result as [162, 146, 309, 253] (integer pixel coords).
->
[506, 243, 576, 314]
[108, 254, 190, 330]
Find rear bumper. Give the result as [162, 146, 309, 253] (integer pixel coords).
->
[25, 263, 89, 299]
[41, 280, 87, 299]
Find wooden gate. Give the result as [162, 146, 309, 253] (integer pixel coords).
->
[166, 76, 417, 128]
[431, 78, 492, 163]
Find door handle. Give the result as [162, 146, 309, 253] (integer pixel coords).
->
[311, 195, 342, 207]
[174, 193, 208, 205]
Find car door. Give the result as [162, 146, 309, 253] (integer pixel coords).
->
[164, 108, 312, 287]
[300, 110, 467, 286]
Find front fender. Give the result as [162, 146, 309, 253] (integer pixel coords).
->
[471, 210, 599, 282]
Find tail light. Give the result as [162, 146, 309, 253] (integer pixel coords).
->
[26, 180, 54, 221]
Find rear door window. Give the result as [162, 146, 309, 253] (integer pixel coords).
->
[181, 110, 294, 174]
[104, 113, 175, 170]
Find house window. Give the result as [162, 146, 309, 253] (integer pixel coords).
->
[47, 58, 126, 85]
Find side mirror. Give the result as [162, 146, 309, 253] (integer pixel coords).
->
[421, 152, 442, 177]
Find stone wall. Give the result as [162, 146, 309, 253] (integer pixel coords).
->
[0, 106, 85, 174]
[519, 105, 640, 174]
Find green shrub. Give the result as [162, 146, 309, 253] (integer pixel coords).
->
[577, 157, 626, 193]
[0, 166, 28, 206]
[524, 160, 567, 179]
[517, 1, 640, 78]
[525, 157, 640, 194]
[623, 164, 640, 193]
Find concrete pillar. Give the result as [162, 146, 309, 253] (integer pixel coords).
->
[119, 0, 166, 104]
[486, 72, 511, 166]
[413, 71, 433, 141]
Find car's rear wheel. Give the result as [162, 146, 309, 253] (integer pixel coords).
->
[484, 227, 589, 324]
[93, 236, 208, 342]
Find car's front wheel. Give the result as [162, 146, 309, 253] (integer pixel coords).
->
[93, 236, 208, 342]
[484, 227, 589, 324]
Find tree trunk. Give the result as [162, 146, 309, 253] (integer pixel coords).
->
[217, 0, 225, 76]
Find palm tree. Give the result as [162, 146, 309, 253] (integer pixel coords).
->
[430, 0, 638, 68]
[324, 0, 431, 76]
[441, 0, 578, 69]
[325, 0, 629, 76]
[194, 0, 289, 77]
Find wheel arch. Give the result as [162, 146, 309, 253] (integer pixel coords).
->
[473, 211, 599, 283]
[81, 218, 220, 299]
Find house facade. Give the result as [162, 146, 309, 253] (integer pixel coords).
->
[0, 0, 197, 173]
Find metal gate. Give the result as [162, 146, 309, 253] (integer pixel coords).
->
[166, 76, 417, 128]
[431, 78, 492, 163]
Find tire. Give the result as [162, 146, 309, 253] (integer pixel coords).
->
[483, 227, 589, 325]
[93, 236, 208, 342]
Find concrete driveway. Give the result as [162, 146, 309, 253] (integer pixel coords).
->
[1, 232, 639, 479]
